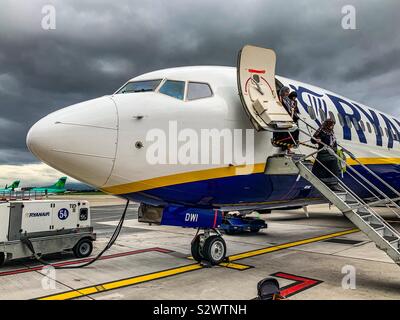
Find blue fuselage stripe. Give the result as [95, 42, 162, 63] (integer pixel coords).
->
[119, 163, 400, 209]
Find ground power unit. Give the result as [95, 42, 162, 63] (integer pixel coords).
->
[0, 200, 96, 266]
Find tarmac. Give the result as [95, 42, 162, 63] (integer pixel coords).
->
[1, 196, 400, 300]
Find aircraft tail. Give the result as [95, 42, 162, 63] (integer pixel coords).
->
[52, 177, 67, 189]
[9, 180, 20, 189]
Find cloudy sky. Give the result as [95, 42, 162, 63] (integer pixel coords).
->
[0, 0, 399, 186]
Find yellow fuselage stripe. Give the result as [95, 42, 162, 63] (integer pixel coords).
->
[102, 163, 266, 194]
[38, 228, 359, 300]
[102, 158, 400, 195]
[346, 157, 400, 165]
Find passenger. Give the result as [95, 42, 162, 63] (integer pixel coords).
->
[273, 86, 295, 152]
[279, 86, 291, 113]
[273, 87, 298, 153]
[288, 91, 300, 144]
[311, 119, 342, 192]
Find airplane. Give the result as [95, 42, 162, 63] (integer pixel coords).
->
[29, 177, 68, 194]
[26, 45, 400, 265]
[0, 180, 20, 193]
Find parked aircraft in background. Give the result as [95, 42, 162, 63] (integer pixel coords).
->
[0, 180, 20, 192]
[28, 177, 68, 194]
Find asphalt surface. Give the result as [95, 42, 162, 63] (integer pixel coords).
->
[91, 203, 148, 236]
[2, 202, 400, 299]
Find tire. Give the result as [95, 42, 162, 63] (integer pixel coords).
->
[191, 234, 203, 262]
[73, 238, 93, 258]
[250, 228, 260, 233]
[202, 235, 227, 265]
[0, 253, 5, 267]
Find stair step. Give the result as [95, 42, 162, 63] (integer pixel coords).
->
[390, 240, 400, 248]
[345, 194, 356, 200]
[358, 211, 370, 217]
[336, 193, 348, 201]
[370, 223, 384, 230]
[384, 235, 399, 243]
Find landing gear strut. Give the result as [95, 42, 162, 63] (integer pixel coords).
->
[191, 229, 227, 265]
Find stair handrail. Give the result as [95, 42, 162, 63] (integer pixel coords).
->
[298, 118, 400, 199]
[297, 152, 400, 235]
[296, 118, 400, 214]
[297, 127, 400, 218]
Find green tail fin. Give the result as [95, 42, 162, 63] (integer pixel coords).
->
[53, 177, 67, 189]
[9, 180, 20, 189]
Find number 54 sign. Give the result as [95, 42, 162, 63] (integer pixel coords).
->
[58, 208, 69, 220]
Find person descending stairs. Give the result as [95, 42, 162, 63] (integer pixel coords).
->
[265, 119, 400, 266]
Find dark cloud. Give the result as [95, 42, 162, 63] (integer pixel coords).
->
[0, 0, 399, 164]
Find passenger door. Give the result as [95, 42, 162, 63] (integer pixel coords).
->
[237, 45, 295, 131]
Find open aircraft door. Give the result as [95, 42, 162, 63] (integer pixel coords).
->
[237, 45, 295, 131]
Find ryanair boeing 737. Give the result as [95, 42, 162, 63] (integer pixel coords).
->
[26, 46, 400, 265]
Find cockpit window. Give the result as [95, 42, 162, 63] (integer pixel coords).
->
[117, 79, 162, 94]
[187, 82, 213, 100]
[159, 80, 185, 100]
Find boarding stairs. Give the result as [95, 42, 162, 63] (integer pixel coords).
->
[295, 159, 400, 265]
[266, 120, 400, 265]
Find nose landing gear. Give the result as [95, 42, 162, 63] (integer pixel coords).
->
[191, 229, 227, 265]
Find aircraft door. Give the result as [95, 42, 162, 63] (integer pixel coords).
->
[237, 45, 295, 131]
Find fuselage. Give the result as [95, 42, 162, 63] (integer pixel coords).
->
[31, 188, 65, 194]
[27, 66, 400, 210]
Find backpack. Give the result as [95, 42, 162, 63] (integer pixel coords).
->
[256, 278, 284, 300]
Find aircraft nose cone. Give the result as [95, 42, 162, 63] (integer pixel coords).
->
[27, 96, 118, 187]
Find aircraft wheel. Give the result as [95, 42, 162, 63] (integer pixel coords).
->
[202, 235, 226, 265]
[191, 234, 203, 262]
[73, 238, 93, 258]
[0, 253, 5, 267]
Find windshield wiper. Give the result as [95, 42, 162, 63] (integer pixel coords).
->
[121, 88, 154, 94]
[135, 88, 153, 92]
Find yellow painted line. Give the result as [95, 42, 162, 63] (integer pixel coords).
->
[95, 285, 106, 292]
[38, 264, 203, 300]
[37, 228, 359, 300]
[189, 256, 251, 270]
[219, 262, 252, 270]
[228, 228, 359, 261]
[101, 157, 400, 195]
